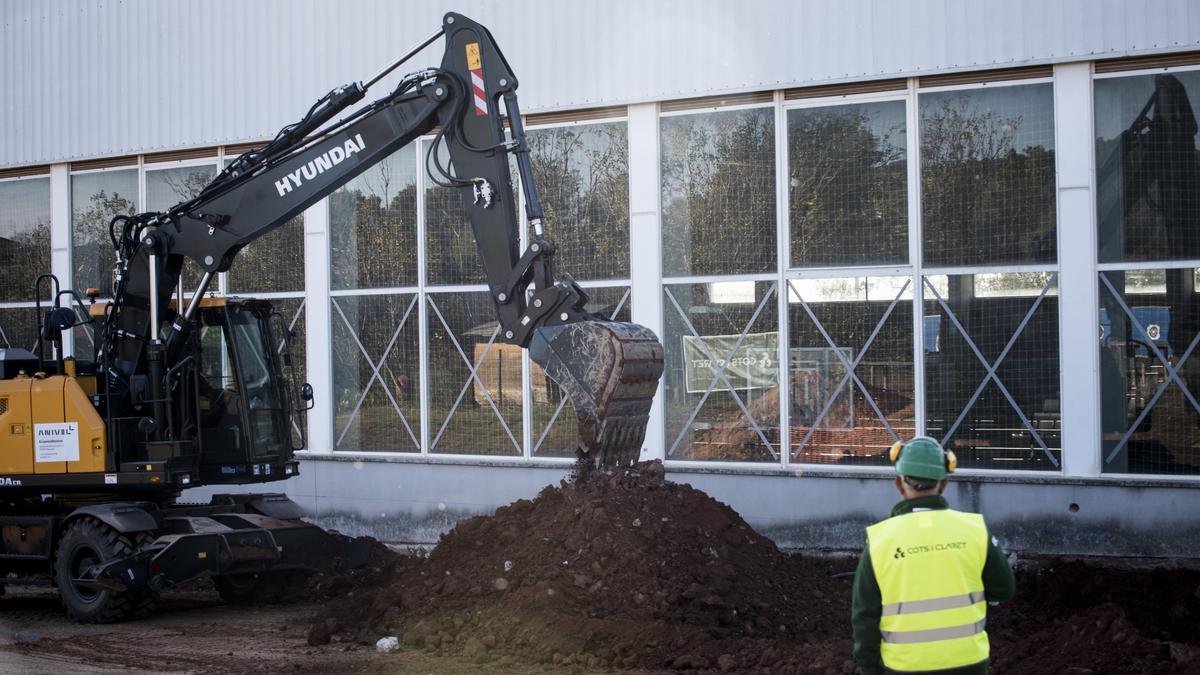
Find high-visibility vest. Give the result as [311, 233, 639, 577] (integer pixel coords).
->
[866, 508, 990, 672]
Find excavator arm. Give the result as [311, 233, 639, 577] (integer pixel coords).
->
[100, 12, 662, 469]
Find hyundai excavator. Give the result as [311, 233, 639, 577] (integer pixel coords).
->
[0, 13, 663, 622]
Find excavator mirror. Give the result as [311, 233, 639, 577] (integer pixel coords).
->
[300, 383, 314, 408]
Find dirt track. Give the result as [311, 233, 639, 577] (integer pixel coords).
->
[0, 585, 588, 675]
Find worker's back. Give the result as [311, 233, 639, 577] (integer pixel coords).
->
[866, 508, 990, 672]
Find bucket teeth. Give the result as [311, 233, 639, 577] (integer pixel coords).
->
[529, 321, 664, 469]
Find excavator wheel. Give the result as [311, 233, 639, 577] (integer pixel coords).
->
[530, 320, 664, 470]
[54, 518, 158, 623]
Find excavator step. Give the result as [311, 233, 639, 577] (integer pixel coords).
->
[530, 320, 664, 470]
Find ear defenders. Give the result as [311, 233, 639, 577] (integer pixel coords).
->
[889, 437, 957, 473]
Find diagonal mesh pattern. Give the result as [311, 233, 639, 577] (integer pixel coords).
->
[663, 281, 779, 462]
[1100, 269, 1200, 475]
[331, 294, 421, 452]
[427, 292, 522, 456]
[788, 276, 915, 465]
[924, 272, 1061, 470]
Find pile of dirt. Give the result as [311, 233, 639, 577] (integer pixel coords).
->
[311, 460, 852, 671]
[992, 604, 1199, 675]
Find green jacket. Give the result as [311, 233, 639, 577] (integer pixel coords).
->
[851, 495, 1015, 675]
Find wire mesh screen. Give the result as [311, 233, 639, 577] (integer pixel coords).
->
[0, 177, 51, 303]
[527, 122, 630, 280]
[427, 291, 522, 456]
[71, 169, 138, 294]
[228, 217, 305, 293]
[146, 165, 218, 294]
[531, 286, 632, 457]
[923, 272, 1061, 470]
[788, 101, 908, 267]
[1096, 70, 1200, 263]
[329, 146, 418, 290]
[331, 293, 420, 452]
[1100, 269, 1200, 475]
[663, 280, 779, 462]
[661, 108, 777, 277]
[0, 306, 40, 352]
[788, 276, 914, 466]
[424, 140, 488, 286]
[920, 83, 1056, 267]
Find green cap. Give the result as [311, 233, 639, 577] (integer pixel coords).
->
[895, 436, 948, 481]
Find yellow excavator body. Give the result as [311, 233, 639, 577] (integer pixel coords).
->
[0, 373, 107, 476]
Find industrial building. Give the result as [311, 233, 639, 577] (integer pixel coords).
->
[2, 0, 1199, 556]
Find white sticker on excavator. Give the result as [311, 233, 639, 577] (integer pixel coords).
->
[34, 422, 79, 463]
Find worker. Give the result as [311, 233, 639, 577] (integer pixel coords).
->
[851, 437, 1015, 675]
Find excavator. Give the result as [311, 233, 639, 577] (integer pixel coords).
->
[0, 13, 663, 622]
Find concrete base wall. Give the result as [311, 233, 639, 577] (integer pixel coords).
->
[184, 455, 1200, 559]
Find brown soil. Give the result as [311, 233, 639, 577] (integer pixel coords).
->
[311, 461, 1200, 674]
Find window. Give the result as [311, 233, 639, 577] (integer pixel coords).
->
[145, 163, 217, 293]
[0, 177, 51, 305]
[923, 272, 1061, 470]
[788, 101, 908, 267]
[427, 291, 522, 456]
[663, 280, 779, 462]
[661, 107, 776, 277]
[788, 276, 915, 465]
[920, 83, 1056, 267]
[527, 121, 630, 280]
[329, 146, 418, 290]
[71, 168, 138, 294]
[1099, 267, 1200, 476]
[331, 293, 420, 452]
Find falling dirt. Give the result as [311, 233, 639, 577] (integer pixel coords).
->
[309, 461, 1200, 674]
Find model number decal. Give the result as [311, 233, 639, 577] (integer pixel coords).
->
[0, 477, 22, 486]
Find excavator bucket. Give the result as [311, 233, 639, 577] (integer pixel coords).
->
[530, 320, 664, 469]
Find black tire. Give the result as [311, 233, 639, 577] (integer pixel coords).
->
[214, 570, 309, 606]
[53, 518, 158, 623]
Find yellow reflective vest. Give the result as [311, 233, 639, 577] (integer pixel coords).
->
[866, 508, 990, 672]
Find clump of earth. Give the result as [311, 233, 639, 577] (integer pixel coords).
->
[309, 461, 1200, 673]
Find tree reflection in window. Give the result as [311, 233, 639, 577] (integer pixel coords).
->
[921, 84, 1056, 267]
[0, 177, 51, 303]
[329, 146, 418, 290]
[71, 169, 138, 294]
[662, 108, 777, 277]
[789, 101, 907, 267]
[527, 122, 629, 280]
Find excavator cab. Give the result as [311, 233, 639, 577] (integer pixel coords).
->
[191, 298, 306, 484]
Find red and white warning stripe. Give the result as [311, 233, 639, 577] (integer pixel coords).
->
[471, 69, 487, 116]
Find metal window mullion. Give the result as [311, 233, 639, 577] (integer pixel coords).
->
[907, 77, 926, 437]
[49, 164, 72, 357]
[774, 91, 791, 467]
[416, 139, 431, 455]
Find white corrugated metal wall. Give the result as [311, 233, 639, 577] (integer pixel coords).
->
[2, 0, 1199, 168]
